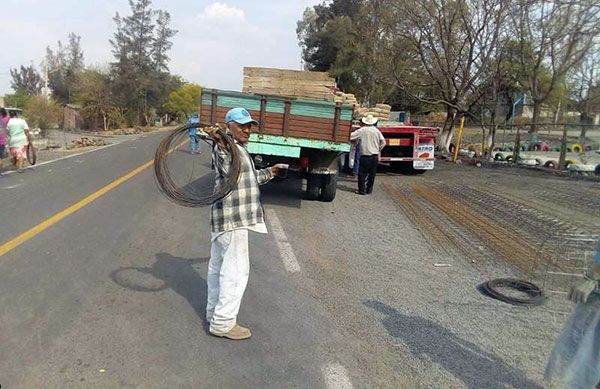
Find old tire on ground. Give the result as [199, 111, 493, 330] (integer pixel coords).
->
[494, 153, 505, 161]
[319, 173, 338, 202]
[531, 142, 550, 152]
[544, 160, 557, 169]
[306, 174, 321, 200]
[478, 278, 545, 306]
[571, 143, 584, 153]
[595, 164, 600, 176]
[505, 155, 514, 163]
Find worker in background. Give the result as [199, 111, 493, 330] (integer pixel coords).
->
[188, 113, 200, 154]
[545, 244, 600, 387]
[351, 142, 361, 177]
[350, 114, 385, 195]
[204, 107, 286, 340]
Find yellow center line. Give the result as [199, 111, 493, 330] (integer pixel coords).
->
[0, 158, 155, 257]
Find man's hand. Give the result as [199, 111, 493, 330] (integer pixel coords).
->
[201, 124, 226, 147]
[270, 163, 289, 177]
[569, 278, 597, 303]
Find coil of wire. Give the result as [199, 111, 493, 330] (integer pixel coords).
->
[478, 278, 545, 306]
[153, 122, 241, 207]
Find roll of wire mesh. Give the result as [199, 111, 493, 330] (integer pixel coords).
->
[154, 122, 241, 207]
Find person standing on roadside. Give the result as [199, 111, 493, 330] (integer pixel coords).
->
[204, 107, 286, 340]
[545, 244, 600, 388]
[350, 114, 385, 195]
[188, 113, 201, 154]
[0, 108, 8, 175]
[351, 142, 361, 177]
[7, 110, 32, 173]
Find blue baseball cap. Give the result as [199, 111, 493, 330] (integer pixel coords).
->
[225, 107, 258, 125]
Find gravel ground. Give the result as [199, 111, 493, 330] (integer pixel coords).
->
[260, 160, 600, 388]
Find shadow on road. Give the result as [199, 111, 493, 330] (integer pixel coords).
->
[364, 300, 541, 389]
[110, 253, 210, 326]
[261, 177, 304, 209]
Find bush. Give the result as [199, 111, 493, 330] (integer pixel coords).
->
[23, 95, 62, 132]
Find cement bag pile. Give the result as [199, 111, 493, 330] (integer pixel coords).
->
[333, 91, 359, 106]
[354, 103, 391, 122]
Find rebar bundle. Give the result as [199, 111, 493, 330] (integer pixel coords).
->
[153, 123, 241, 207]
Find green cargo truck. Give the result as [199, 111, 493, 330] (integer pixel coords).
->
[199, 89, 353, 202]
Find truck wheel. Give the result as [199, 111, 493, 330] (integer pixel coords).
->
[306, 174, 321, 200]
[319, 174, 338, 202]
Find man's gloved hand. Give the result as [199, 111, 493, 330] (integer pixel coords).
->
[569, 278, 597, 303]
[569, 263, 600, 303]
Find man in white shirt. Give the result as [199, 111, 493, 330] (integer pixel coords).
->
[350, 115, 386, 195]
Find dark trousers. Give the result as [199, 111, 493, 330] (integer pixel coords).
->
[358, 155, 378, 194]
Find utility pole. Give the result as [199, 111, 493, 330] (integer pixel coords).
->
[42, 59, 50, 98]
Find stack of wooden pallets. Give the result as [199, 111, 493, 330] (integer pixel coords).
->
[242, 67, 336, 101]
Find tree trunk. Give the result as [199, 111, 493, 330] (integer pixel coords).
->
[579, 112, 592, 141]
[530, 102, 541, 133]
[488, 124, 497, 160]
[553, 101, 561, 125]
[102, 113, 108, 131]
[437, 107, 456, 153]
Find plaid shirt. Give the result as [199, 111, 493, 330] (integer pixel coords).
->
[211, 142, 273, 233]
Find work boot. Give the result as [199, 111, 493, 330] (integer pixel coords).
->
[210, 324, 252, 340]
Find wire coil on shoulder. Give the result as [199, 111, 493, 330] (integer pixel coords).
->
[153, 123, 241, 207]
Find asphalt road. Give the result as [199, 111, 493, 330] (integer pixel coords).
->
[0, 130, 583, 388]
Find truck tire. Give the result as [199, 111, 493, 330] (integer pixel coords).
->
[306, 174, 321, 200]
[319, 173, 338, 202]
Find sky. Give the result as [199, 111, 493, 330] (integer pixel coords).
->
[0, 0, 322, 95]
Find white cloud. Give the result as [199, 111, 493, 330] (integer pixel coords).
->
[198, 2, 245, 21]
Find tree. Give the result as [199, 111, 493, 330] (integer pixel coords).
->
[10, 65, 42, 95]
[4, 92, 31, 109]
[73, 69, 114, 131]
[389, 0, 511, 151]
[297, 1, 362, 72]
[513, 0, 600, 133]
[110, 0, 178, 125]
[45, 33, 85, 104]
[569, 46, 600, 139]
[162, 83, 201, 121]
[296, 1, 400, 104]
[23, 95, 62, 131]
[152, 10, 177, 73]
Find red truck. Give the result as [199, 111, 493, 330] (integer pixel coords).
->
[376, 123, 439, 174]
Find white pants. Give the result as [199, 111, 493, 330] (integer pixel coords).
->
[207, 229, 250, 334]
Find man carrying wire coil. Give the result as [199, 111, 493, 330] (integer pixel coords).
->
[203, 107, 286, 340]
[545, 243, 600, 388]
